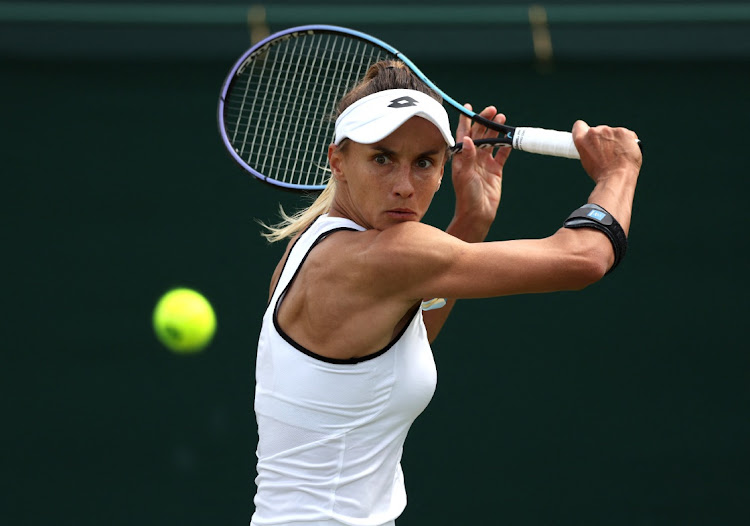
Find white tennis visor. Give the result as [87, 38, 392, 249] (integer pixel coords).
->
[334, 89, 455, 147]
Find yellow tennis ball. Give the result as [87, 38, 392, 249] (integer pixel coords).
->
[153, 288, 216, 353]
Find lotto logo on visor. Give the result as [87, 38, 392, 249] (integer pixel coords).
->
[334, 89, 455, 147]
[388, 96, 418, 108]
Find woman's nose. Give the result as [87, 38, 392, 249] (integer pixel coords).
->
[392, 168, 415, 198]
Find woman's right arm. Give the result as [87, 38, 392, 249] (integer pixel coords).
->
[363, 121, 642, 303]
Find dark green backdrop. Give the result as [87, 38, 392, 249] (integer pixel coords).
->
[3, 27, 749, 526]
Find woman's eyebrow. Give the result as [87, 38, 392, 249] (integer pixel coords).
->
[369, 145, 442, 157]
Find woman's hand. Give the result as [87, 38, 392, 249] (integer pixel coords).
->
[448, 104, 512, 242]
[572, 120, 642, 184]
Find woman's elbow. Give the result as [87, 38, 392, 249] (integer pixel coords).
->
[566, 247, 612, 290]
[571, 257, 609, 290]
[552, 229, 615, 290]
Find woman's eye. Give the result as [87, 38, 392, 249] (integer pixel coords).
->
[416, 158, 433, 169]
[374, 154, 389, 165]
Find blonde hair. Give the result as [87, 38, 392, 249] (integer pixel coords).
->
[260, 60, 442, 243]
[260, 179, 337, 243]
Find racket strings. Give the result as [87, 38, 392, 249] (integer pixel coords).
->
[223, 33, 394, 188]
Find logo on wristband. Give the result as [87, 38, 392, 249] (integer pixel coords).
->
[587, 209, 607, 221]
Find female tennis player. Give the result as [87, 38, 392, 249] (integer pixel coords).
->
[251, 61, 642, 526]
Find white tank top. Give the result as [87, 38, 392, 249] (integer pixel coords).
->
[251, 214, 437, 526]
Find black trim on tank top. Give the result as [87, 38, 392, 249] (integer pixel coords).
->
[266, 218, 320, 306]
[272, 226, 418, 365]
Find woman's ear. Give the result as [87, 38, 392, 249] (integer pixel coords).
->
[328, 143, 345, 181]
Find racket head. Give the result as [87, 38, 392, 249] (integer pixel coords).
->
[218, 25, 401, 191]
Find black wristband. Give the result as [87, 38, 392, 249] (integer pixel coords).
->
[563, 203, 628, 274]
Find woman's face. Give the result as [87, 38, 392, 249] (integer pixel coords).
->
[329, 117, 448, 231]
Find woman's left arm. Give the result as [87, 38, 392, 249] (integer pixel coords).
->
[423, 104, 511, 342]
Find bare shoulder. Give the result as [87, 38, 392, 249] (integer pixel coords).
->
[366, 221, 466, 265]
[374, 220, 438, 240]
[288, 222, 457, 301]
[350, 222, 468, 301]
[311, 221, 451, 261]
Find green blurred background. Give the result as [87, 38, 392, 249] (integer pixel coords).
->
[2, 1, 748, 524]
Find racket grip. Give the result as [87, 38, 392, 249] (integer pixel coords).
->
[511, 127, 580, 159]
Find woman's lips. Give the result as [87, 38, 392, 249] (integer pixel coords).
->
[386, 208, 417, 219]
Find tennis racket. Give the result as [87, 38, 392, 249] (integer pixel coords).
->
[218, 24, 582, 191]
